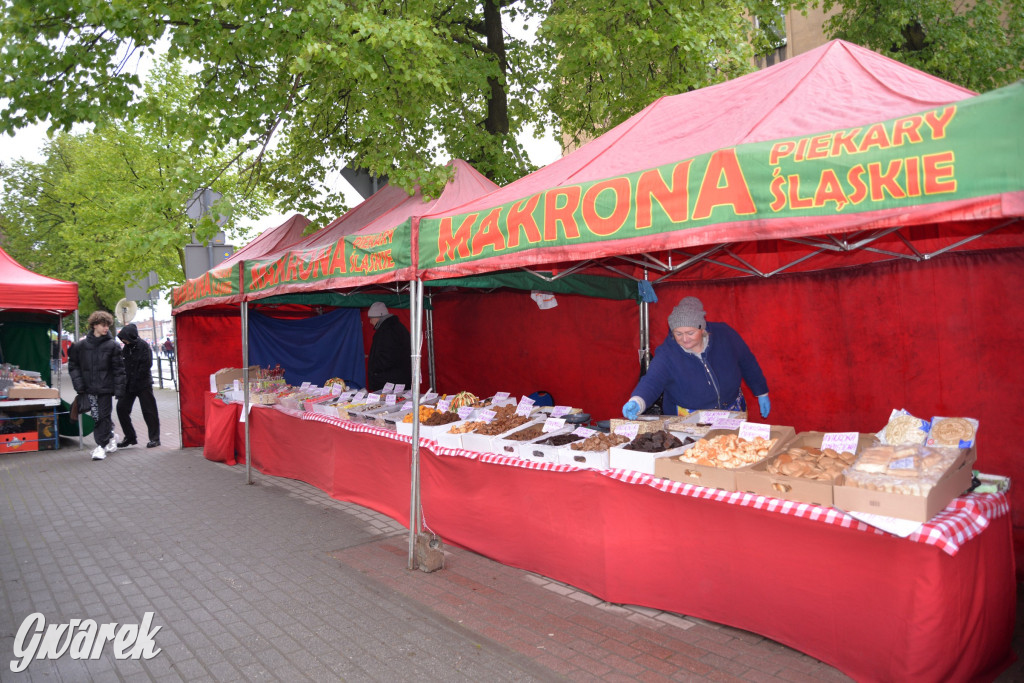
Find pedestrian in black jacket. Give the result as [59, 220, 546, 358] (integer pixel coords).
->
[366, 302, 412, 392]
[68, 311, 126, 460]
[115, 323, 161, 448]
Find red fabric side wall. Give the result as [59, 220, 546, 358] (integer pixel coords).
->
[652, 249, 1024, 548]
[428, 249, 1024, 574]
[430, 291, 639, 418]
[176, 310, 243, 447]
[420, 450, 1014, 681]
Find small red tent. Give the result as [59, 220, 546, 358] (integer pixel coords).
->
[0, 247, 78, 313]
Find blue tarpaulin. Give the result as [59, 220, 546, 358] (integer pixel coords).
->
[248, 307, 367, 389]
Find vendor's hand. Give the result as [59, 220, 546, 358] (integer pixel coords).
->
[758, 394, 771, 419]
[622, 400, 640, 420]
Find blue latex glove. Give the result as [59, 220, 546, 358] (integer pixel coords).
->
[758, 395, 771, 418]
[622, 400, 640, 420]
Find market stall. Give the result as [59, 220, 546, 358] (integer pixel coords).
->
[187, 40, 1020, 679]
[201, 397, 1013, 682]
[0, 246, 79, 451]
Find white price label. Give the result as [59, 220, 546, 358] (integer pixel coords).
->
[478, 409, 497, 424]
[714, 418, 743, 430]
[385, 394, 398, 406]
[614, 423, 640, 440]
[423, 392, 438, 401]
[382, 382, 395, 393]
[700, 410, 729, 423]
[550, 405, 572, 418]
[436, 398, 453, 412]
[366, 393, 381, 404]
[393, 384, 405, 394]
[738, 421, 772, 441]
[339, 391, 355, 401]
[821, 432, 860, 453]
[457, 406, 474, 420]
[573, 427, 597, 438]
[300, 381, 311, 389]
[515, 402, 534, 417]
[401, 401, 413, 411]
[493, 391, 511, 401]
[354, 389, 367, 399]
[331, 384, 344, 396]
[543, 417, 566, 433]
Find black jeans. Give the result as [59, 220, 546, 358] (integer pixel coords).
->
[87, 394, 114, 447]
[116, 389, 160, 443]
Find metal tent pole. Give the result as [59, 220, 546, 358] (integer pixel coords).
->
[425, 292, 436, 391]
[172, 316, 182, 448]
[407, 280, 424, 570]
[242, 302, 252, 484]
[74, 310, 82, 450]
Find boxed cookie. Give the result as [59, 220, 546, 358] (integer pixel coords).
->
[736, 431, 874, 506]
[657, 425, 795, 491]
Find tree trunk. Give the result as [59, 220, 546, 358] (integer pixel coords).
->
[482, 0, 509, 135]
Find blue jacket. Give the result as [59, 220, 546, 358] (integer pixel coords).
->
[631, 322, 768, 414]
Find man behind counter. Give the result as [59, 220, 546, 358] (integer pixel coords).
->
[622, 296, 770, 420]
[366, 302, 412, 392]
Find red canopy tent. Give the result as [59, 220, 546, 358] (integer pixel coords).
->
[0, 246, 78, 389]
[411, 41, 1024, 567]
[0, 246, 78, 313]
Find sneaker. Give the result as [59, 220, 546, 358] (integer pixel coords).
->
[117, 438, 137, 448]
[104, 440, 118, 453]
[91, 446, 106, 461]
[146, 440, 160, 448]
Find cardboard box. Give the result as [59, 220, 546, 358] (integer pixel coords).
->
[657, 425, 796, 491]
[735, 431, 875, 506]
[1, 432, 38, 452]
[556, 445, 610, 470]
[833, 446, 977, 522]
[513, 427, 575, 464]
[6, 386, 59, 399]
[211, 366, 260, 392]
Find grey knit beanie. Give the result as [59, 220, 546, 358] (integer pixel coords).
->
[668, 296, 706, 330]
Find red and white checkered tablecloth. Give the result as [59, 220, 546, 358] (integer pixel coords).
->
[300, 412, 1008, 556]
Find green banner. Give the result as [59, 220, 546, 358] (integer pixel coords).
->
[419, 83, 1024, 271]
[172, 265, 239, 309]
[244, 223, 411, 295]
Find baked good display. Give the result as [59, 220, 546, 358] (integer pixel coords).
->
[674, 434, 778, 469]
[880, 410, 929, 445]
[768, 446, 855, 481]
[927, 416, 978, 447]
[843, 444, 960, 495]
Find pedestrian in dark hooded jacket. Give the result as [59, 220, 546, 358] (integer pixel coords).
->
[68, 310, 126, 460]
[115, 323, 161, 449]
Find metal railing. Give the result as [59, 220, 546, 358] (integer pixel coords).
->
[151, 355, 177, 391]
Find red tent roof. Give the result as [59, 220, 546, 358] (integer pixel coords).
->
[220, 213, 311, 269]
[242, 159, 499, 298]
[293, 159, 498, 251]
[415, 40, 1023, 281]
[0, 246, 78, 313]
[437, 40, 976, 211]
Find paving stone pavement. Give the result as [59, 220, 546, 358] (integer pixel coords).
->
[0, 369, 1018, 681]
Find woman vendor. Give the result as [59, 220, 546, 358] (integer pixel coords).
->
[621, 296, 771, 420]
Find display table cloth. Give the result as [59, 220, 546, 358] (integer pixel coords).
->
[205, 399, 1015, 681]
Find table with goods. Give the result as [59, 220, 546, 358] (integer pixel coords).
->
[0, 364, 61, 452]
[203, 367, 1014, 681]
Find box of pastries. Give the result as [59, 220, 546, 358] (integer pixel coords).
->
[654, 425, 795, 491]
[833, 443, 977, 522]
[735, 431, 875, 507]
